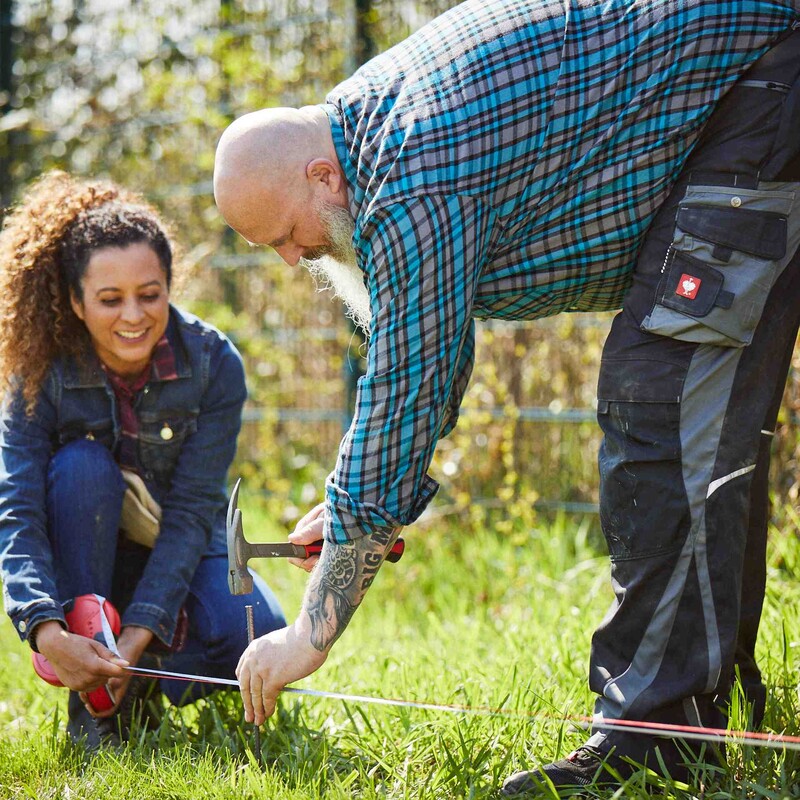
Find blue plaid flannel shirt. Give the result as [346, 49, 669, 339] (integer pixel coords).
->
[321, 0, 800, 544]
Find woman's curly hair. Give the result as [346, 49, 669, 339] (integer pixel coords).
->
[0, 171, 174, 413]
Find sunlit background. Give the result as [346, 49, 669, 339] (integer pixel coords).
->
[1, 0, 798, 537]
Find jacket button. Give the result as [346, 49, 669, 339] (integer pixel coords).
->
[85, 432, 95, 441]
[18, 620, 27, 633]
[730, 196, 742, 208]
[160, 424, 174, 441]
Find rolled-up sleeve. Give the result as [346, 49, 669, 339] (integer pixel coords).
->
[325, 194, 495, 543]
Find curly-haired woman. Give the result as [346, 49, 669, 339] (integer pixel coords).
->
[0, 171, 285, 747]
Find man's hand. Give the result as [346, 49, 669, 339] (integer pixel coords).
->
[287, 501, 326, 572]
[236, 612, 327, 725]
[240, 527, 401, 724]
[35, 620, 129, 693]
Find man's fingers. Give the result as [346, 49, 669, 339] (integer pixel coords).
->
[106, 673, 132, 699]
[250, 690, 264, 725]
[290, 503, 326, 543]
[238, 663, 254, 723]
[293, 501, 325, 534]
[287, 555, 319, 572]
[89, 655, 129, 679]
[251, 685, 277, 726]
[260, 694, 277, 723]
[247, 676, 264, 725]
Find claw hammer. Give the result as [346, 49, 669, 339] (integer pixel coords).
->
[226, 479, 405, 595]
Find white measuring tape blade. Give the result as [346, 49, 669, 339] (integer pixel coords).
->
[96, 593, 121, 658]
[124, 665, 800, 752]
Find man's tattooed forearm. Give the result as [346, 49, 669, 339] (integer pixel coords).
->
[304, 529, 400, 651]
[305, 542, 358, 651]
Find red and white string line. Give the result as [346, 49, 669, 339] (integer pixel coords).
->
[126, 665, 800, 753]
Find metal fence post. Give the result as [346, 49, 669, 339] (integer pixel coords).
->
[342, 0, 376, 430]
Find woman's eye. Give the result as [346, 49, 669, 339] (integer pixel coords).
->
[141, 294, 161, 303]
[100, 298, 121, 307]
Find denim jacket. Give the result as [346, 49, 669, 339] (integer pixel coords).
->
[0, 306, 247, 647]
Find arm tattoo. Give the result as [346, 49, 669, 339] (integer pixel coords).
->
[304, 528, 399, 652]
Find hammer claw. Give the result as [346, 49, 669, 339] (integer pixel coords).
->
[227, 479, 254, 595]
[227, 478, 241, 532]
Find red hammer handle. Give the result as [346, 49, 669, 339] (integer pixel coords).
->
[303, 537, 405, 563]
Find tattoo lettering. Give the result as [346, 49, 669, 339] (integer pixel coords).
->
[304, 528, 400, 652]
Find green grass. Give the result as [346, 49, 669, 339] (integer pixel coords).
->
[0, 506, 798, 799]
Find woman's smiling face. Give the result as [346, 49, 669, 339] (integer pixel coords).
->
[69, 241, 170, 377]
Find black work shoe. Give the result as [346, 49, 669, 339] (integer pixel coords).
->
[66, 691, 122, 751]
[501, 745, 631, 796]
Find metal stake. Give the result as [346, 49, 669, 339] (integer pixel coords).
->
[245, 604, 262, 769]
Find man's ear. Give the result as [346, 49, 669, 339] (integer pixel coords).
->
[69, 291, 85, 321]
[306, 158, 344, 198]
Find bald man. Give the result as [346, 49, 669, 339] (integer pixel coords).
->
[214, 0, 800, 793]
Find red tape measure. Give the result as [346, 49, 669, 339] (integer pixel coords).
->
[32, 594, 121, 713]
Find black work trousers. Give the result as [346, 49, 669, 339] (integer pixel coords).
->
[589, 28, 800, 768]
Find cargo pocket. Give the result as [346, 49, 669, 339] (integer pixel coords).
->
[597, 359, 688, 560]
[641, 185, 794, 347]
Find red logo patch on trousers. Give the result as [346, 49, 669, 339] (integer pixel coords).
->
[676, 273, 701, 299]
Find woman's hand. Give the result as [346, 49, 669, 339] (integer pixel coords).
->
[287, 501, 326, 572]
[87, 625, 154, 718]
[35, 620, 129, 693]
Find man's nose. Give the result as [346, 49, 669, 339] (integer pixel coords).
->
[273, 243, 304, 266]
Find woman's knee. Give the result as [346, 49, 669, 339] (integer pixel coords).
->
[185, 557, 285, 657]
[48, 439, 125, 498]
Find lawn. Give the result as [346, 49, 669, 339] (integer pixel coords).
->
[0, 502, 797, 799]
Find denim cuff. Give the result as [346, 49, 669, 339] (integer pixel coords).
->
[11, 600, 66, 650]
[122, 601, 175, 649]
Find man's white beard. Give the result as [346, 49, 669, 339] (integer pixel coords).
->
[304, 256, 373, 335]
[300, 203, 372, 335]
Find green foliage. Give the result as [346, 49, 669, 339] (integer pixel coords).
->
[4, 0, 799, 533]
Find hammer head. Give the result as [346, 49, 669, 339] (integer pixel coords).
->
[227, 478, 254, 595]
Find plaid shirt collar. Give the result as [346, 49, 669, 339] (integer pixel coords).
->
[102, 333, 179, 391]
[103, 334, 178, 473]
[149, 333, 179, 383]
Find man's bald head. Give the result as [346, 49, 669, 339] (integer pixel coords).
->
[213, 106, 344, 247]
[213, 106, 368, 330]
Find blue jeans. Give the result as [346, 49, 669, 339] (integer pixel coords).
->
[46, 439, 285, 705]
